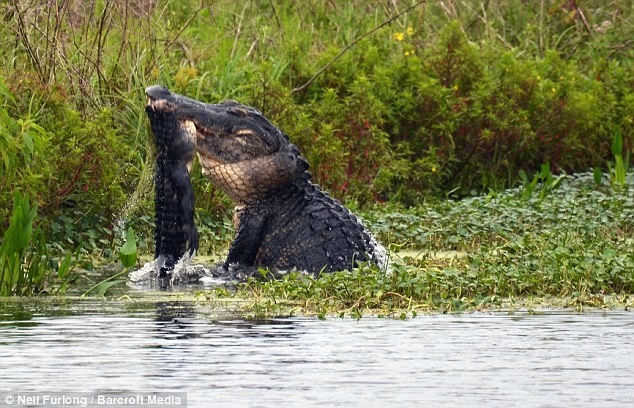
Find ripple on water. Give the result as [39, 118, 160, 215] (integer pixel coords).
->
[0, 306, 632, 408]
[128, 252, 215, 287]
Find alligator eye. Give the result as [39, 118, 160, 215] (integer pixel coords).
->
[229, 107, 250, 117]
[235, 129, 255, 136]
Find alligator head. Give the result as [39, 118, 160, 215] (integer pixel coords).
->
[145, 85, 309, 204]
[145, 86, 196, 167]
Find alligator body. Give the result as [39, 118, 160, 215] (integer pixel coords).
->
[146, 95, 199, 277]
[145, 85, 387, 278]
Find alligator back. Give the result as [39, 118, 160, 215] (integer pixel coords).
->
[245, 180, 386, 273]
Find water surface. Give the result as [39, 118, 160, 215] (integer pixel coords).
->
[0, 298, 632, 407]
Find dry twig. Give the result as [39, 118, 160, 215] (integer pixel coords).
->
[291, 0, 427, 94]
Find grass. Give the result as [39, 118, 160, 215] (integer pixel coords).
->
[196, 172, 634, 318]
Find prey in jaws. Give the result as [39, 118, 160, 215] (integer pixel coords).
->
[145, 88, 199, 280]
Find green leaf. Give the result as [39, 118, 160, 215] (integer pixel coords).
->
[602, 248, 617, 259]
[57, 253, 73, 279]
[118, 227, 137, 268]
[22, 131, 34, 155]
[0, 76, 15, 104]
[540, 162, 552, 180]
[611, 128, 623, 157]
[93, 279, 126, 297]
[82, 270, 128, 297]
[593, 167, 603, 185]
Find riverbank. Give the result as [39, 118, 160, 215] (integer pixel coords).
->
[47, 171, 627, 318]
[194, 171, 634, 318]
[2, 171, 632, 317]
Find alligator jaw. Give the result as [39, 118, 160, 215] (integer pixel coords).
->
[145, 85, 199, 143]
[145, 84, 171, 101]
[143, 85, 299, 204]
[145, 85, 174, 112]
[146, 97, 170, 112]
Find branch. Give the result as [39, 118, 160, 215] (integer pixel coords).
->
[291, 0, 427, 94]
[573, 2, 592, 37]
[158, 0, 206, 62]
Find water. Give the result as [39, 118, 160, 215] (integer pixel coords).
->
[0, 297, 632, 408]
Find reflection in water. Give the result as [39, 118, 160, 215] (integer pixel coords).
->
[153, 301, 200, 341]
[152, 301, 298, 342]
[0, 300, 632, 408]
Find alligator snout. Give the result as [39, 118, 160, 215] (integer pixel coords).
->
[145, 85, 173, 112]
[145, 85, 213, 116]
[145, 85, 171, 101]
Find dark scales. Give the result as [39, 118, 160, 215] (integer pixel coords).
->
[146, 105, 198, 277]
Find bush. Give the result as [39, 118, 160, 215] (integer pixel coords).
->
[0, 72, 138, 254]
[0, 191, 73, 295]
[1, 0, 633, 257]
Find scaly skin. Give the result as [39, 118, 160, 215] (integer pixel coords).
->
[145, 85, 387, 279]
[145, 92, 199, 277]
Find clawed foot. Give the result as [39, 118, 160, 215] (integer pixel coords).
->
[183, 223, 199, 256]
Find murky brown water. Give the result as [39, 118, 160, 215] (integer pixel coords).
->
[0, 297, 632, 408]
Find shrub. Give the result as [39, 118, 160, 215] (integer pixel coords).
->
[1, 0, 634, 261]
[0, 72, 137, 254]
[0, 192, 73, 295]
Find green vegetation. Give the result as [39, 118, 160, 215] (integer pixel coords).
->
[118, 227, 138, 268]
[608, 127, 630, 188]
[212, 173, 634, 317]
[0, 1, 633, 311]
[0, 192, 74, 295]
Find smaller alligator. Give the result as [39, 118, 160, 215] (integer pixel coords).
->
[145, 85, 387, 280]
[145, 88, 199, 277]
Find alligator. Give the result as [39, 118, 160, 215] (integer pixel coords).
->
[146, 93, 199, 277]
[145, 85, 387, 279]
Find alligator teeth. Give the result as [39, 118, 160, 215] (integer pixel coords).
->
[146, 99, 170, 111]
